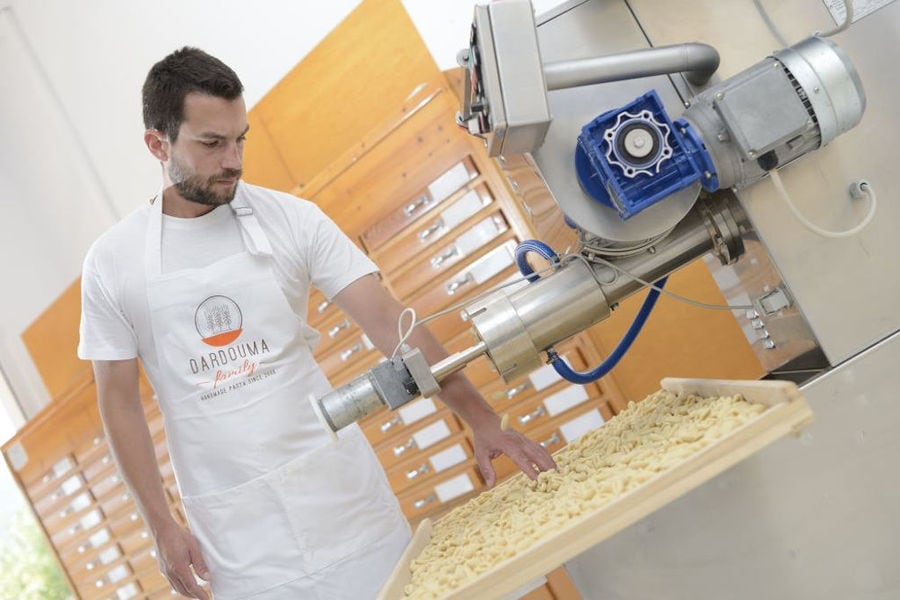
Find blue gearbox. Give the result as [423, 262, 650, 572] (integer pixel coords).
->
[575, 90, 718, 220]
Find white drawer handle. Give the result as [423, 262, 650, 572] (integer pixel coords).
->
[406, 463, 431, 480]
[394, 438, 417, 457]
[413, 493, 437, 509]
[430, 247, 459, 269]
[317, 299, 331, 314]
[328, 319, 350, 339]
[418, 219, 443, 242]
[405, 195, 430, 217]
[518, 406, 546, 425]
[446, 273, 473, 296]
[380, 415, 402, 433]
[539, 432, 560, 448]
[506, 382, 532, 399]
[340, 343, 363, 361]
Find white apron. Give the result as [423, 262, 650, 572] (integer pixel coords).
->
[143, 186, 410, 599]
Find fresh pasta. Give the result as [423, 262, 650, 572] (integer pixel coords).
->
[402, 390, 767, 599]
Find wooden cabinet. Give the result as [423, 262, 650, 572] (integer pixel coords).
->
[2, 363, 184, 599]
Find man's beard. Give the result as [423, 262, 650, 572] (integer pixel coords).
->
[169, 156, 241, 207]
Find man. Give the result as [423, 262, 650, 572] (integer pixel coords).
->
[78, 47, 555, 599]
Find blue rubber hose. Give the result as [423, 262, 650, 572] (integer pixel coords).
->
[549, 276, 669, 384]
[515, 239, 559, 283]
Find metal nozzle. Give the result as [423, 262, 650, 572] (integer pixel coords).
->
[313, 342, 489, 433]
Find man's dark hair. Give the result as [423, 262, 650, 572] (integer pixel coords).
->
[142, 47, 244, 142]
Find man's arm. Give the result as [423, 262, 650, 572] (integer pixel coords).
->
[93, 359, 210, 599]
[332, 274, 556, 486]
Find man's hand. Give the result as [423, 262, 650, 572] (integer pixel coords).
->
[154, 521, 211, 600]
[471, 417, 557, 487]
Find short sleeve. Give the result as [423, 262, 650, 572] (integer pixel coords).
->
[77, 250, 139, 361]
[306, 206, 378, 299]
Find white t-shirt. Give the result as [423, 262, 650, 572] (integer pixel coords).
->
[78, 182, 378, 378]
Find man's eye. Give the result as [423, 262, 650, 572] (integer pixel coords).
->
[202, 140, 219, 148]
[237, 136, 247, 144]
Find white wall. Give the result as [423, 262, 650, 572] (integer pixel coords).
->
[0, 0, 565, 424]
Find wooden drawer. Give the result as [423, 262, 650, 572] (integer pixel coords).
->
[507, 384, 595, 433]
[113, 526, 153, 561]
[80, 449, 115, 486]
[312, 312, 360, 360]
[361, 157, 480, 253]
[73, 433, 108, 469]
[397, 464, 483, 522]
[385, 433, 474, 495]
[503, 163, 551, 197]
[362, 396, 444, 448]
[375, 411, 463, 470]
[317, 334, 380, 380]
[393, 218, 516, 300]
[96, 488, 134, 524]
[71, 541, 134, 586]
[376, 183, 497, 279]
[38, 489, 96, 535]
[22, 455, 79, 510]
[408, 239, 519, 316]
[54, 519, 111, 569]
[307, 289, 341, 328]
[32, 469, 89, 523]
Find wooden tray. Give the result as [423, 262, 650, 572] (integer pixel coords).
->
[378, 378, 813, 600]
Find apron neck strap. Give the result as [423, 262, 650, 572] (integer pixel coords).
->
[144, 183, 273, 278]
[229, 186, 274, 257]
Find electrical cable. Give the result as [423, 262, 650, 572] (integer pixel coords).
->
[391, 307, 417, 358]
[549, 276, 668, 384]
[583, 254, 755, 311]
[752, 0, 789, 47]
[754, 0, 852, 48]
[391, 235, 757, 354]
[818, 0, 854, 37]
[515, 239, 559, 281]
[769, 170, 876, 239]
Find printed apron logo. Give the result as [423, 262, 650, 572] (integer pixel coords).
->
[195, 295, 243, 346]
[190, 296, 275, 400]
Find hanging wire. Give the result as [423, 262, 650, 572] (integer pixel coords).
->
[818, 0, 854, 37]
[769, 170, 876, 239]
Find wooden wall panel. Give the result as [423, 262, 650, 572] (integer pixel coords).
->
[242, 110, 295, 192]
[253, 0, 441, 194]
[21, 278, 89, 399]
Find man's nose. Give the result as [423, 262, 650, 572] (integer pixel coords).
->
[222, 142, 242, 170]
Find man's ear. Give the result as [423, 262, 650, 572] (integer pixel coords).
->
[144, 129, 169, 161]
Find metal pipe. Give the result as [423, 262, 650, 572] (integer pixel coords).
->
[466, 192, 745, 382]
[598, 214, 720, 303]
[431, 341, 488, 381]
[542, 43, 720, 90]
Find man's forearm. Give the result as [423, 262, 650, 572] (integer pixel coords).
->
[100, 400, 175, 533]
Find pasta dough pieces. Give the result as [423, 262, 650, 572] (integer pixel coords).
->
[403, 390, 767, 599]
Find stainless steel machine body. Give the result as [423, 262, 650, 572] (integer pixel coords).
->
[314, 1, 899, 595]
[530, 1, 899, 597]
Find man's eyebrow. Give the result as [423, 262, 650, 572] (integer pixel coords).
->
[198, 125, 251, 139]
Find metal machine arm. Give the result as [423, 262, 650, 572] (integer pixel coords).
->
[314, 191, 745, 432]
